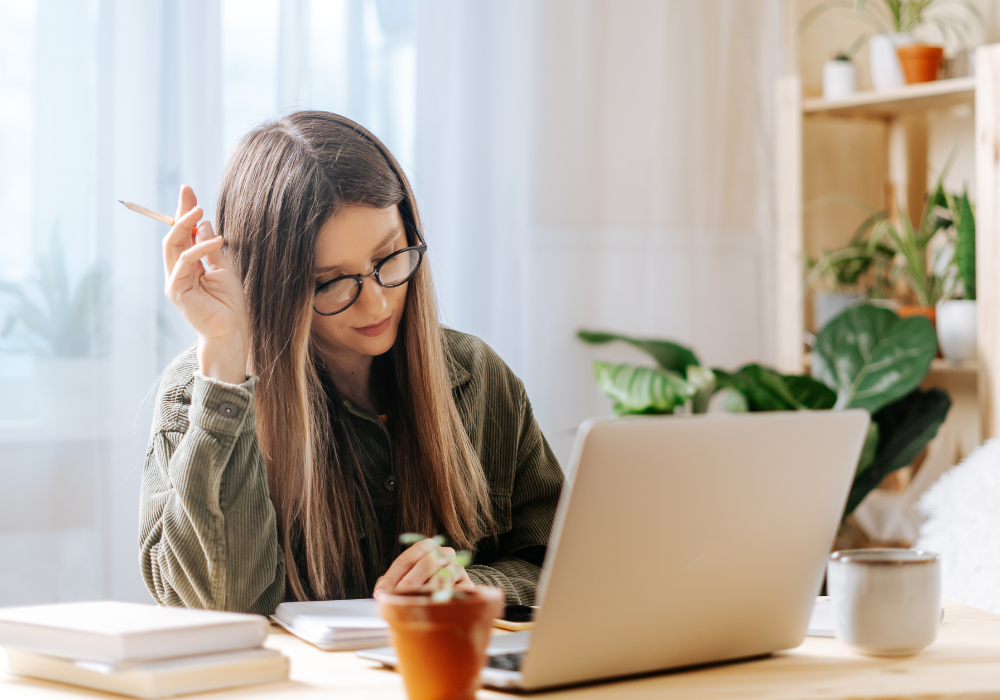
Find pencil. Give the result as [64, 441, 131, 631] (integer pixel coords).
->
[119, 200, 200, 237]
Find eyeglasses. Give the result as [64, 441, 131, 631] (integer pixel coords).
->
[313, 242, 427, 316]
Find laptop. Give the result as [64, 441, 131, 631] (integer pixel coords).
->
[359, 410, 870, 691]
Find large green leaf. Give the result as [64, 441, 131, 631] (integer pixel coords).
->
[844, 388, 951, 514]
[783, 374, 837, 410]
[592, 361, 697, 415]
[713, 365, 835, 411]
[955, 191, 976, 300]
[578, 330, 700, 373]
[812, 305, 936, 413]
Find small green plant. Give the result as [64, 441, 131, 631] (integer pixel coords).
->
[928, 184, 976, 300]
[808, 160, 966, 307]
[398, 533, 474, 602]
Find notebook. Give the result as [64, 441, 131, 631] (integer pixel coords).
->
[271, 599, 389, 650]
[0, 601, 269, 663]
[4, 647, 289, 698]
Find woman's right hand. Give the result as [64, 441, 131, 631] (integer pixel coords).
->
[164, 185, 250, 385]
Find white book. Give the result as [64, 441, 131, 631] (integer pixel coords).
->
[0, 601, 269, 663]
[271, 599, 389, 651]
[4, 647, 289, 698]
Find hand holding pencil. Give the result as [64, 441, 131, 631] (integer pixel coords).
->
[123, 186, 250, 384]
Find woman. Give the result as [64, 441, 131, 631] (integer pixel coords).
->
[140, 111, 563, 615]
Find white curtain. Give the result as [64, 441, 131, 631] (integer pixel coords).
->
[0, 0, 780, 604]
[416, 0, 784, 462]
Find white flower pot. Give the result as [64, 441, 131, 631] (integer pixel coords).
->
[869, 33, 915, 91]
[936, 300, 977, 362]
[823, 60, 857, 99]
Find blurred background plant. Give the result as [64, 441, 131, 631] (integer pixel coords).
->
[578, 303, 950, 518]
[0, 230, 110, 358]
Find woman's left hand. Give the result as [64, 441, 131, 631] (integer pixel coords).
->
[373, 538, 475, 596]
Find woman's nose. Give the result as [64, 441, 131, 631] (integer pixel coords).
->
[356, 276, 388, 315]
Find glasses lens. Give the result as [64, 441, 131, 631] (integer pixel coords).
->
[378, 248, 422, 287]
[315, 278, 360, 314]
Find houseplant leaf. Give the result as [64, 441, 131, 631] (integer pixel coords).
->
[578, 330, 700, 373]
[592, 361, 697, 415]
[783, 374, 837, 410]
[713, 366, 834, 411]
[955, 190, 976, 300]
[714, 365, 799, 411]
[812, 304, 936, 413]
[844, 388, 951, 514]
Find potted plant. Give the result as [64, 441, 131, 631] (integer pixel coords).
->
[824, 35, 868, 99]
[801, 0, 981, 91]
[809, 161, 961, 326]
[897, 43, 944, 83]
[376, 534, 504, 700]
[578, 303, 950, 527]
[935, 188, 977, 361]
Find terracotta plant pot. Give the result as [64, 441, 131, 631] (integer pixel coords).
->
[897, 304, 936, 326]
[896, 45, 943, 84]
[377, 587, 504, 700]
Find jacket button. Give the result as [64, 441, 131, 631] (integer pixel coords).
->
[384, 475, 397, 491]
[219, 402, 239, 418]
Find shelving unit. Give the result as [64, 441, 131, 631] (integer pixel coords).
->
[775, 46, 1000, 544]
[776, 49, 999, 442]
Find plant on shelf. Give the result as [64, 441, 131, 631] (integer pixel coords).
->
[801, 0, 981, 90]
[0, 231, 111, 358]
[375, 534, 504, 700]
[932, 185, 978, 361]
[578, 303, 950, 518]
[808, 164, 962, 318]
[801, 0, 980, 46]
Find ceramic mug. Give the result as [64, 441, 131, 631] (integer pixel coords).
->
[827, 549, 941, 656]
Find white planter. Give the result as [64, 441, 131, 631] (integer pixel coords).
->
[823, 60, 857, 99]
[869, 33, 915, 91]
[936, 300, 977, 362]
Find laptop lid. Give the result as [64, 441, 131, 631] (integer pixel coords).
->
[518, 410, 869, 690]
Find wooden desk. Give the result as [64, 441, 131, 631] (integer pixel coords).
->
[3, 601, 1000, 699]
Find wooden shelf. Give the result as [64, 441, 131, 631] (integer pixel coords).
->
[803, 354, 980, 377]
[802, 77, 975, 119]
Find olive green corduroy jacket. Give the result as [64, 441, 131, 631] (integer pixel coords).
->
[139, 329, 564, 615]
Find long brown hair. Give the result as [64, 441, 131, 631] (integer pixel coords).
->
[217, 111, 492, 600]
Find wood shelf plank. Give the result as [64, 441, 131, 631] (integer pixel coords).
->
[803, 77, 975, 118]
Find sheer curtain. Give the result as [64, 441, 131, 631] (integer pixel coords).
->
[0, 0, 780, 604]
[0, 0, 415, 605]
[415, 0, 784, 462]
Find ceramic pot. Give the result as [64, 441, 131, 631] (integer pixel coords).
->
[377, 587, 504, 700]
[936, 300, 977, 362]
[869, 33, 914, 91]
[896, 44, 944, 84]
[823, 60, 857, 99]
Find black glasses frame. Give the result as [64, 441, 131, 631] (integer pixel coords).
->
[313, 239, 427, 316]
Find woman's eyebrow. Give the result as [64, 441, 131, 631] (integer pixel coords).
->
[314, 227, 403, 276]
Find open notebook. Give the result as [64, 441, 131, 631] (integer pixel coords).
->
[271, 599, 389, 651]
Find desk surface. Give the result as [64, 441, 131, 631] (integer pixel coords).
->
[3, 601, 1000, 699]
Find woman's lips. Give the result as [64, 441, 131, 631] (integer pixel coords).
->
[354, 317, 392, 337]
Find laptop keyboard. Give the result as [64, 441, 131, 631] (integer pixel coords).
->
[487, 652, 524, 672]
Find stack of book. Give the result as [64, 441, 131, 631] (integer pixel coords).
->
[271, 598, 389, 650]
[0, 601, 288, 698]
